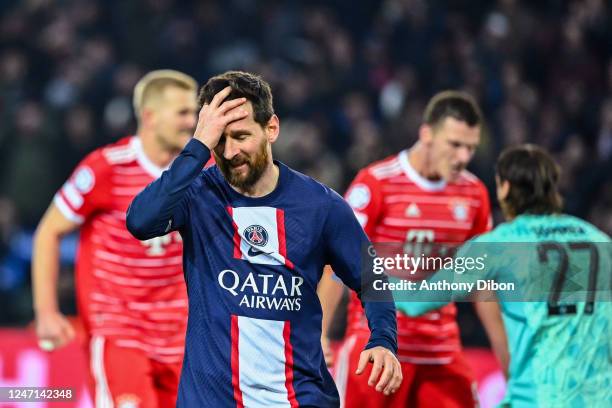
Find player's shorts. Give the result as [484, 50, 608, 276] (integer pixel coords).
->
[85, 335, 182, 408]
[334, 333, 478, 408]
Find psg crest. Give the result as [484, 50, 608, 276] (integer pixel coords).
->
[243, 225, 268, 247]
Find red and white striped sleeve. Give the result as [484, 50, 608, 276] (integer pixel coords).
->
[53, 150, 110, 224]
[343, 168, 383, 238]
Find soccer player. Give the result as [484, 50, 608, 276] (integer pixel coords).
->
[126, 71, 402, 407]
[397, 144, 612, 407]
[32, 70, 198, 407]
[325, 91, 508, 407]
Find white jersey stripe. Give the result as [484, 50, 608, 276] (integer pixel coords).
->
[237, 316, 291, 407]
[371, 164, 402, 178]
[113, 339, 183, 355]
[91, 236, 162, 255]
[110, 175, 153, 185]
[91, 221, 135, 239]
[147, 311, 186, 321]
[53, 194, 84, 224]
[90, 336, 113, 408]
[127, 299, 188, 310]
[62, 181, 84, 209]
[94, 249, 182, 267]
[382, 218, 472, 230]
[397, 343, 460, 351]
[370, 159, 400, 173]
[93, 259, 182, 276]
[90, 292, 123, 304]
[97, 214, 127, 225]
[93, 313, 182, 331]
[384, 194, 481, 206]
[398, 356, 454, 364]
[91, 327, 141, 337]
[112, 166, 147, 175]
[397, 322, 458, 332]
[104, 150, 136, 164]
[93, 269, 184, 287]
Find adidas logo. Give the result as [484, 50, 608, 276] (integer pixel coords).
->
[405, 203, 421, 217]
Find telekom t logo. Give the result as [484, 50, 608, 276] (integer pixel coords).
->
[404, 229, 435, 256]
[141, 232, 182, 256]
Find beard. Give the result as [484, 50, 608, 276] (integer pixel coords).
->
[214, 139, 269, 193]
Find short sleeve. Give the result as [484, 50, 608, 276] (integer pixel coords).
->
[53, 150, 111, 224]
[344, 169, 383, 237]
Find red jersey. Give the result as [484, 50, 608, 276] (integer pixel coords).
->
[54, 136, 187, 364]
[344, 150, 491, 364]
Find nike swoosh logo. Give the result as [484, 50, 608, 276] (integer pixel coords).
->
[247, 247, 266, 257]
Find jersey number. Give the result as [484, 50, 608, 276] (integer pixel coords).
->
[537, 241, 599, 316]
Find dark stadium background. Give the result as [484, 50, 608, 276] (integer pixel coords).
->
[0, 0, 610, 404]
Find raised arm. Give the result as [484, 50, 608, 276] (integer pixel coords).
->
[126, 139, 210, 239]
[127, 87, 248, 239]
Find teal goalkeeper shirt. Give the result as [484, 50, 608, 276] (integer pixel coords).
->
[396, 214, 612, 408]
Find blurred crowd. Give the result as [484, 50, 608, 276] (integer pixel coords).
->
[0, 0, 611, 329]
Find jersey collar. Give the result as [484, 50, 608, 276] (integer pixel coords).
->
[398, 150, 447, 191]
[131, 136, 168, 179]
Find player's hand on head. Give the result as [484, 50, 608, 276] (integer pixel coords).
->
[35, 310, 75, 351]
[356, 346, 402, 396]
[193, 86, 249, 150]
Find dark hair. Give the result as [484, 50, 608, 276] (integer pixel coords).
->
[423, 90, 482, 129]
[198, 70, 274, 127]
[496, 144, 563, 216]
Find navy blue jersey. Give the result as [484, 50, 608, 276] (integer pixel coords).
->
[127, 139, 397, 408]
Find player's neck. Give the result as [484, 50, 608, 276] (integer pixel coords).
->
[408, 142, 442, 181]
[232, 160, 280, 198]
[137, 129, 177, 169]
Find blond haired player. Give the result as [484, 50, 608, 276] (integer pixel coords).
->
[32, 70, 198, 407]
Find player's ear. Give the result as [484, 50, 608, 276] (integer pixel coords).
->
[140, 107, 156, 128]
[419, 124, 433, 145]
[266, 114, 280, 143]
[498, 178, 510, 201]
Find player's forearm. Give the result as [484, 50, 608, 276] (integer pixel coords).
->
[32, 226, 62, 314]
[474, 301, 509, 377]
[318, 266, 344, 339]
[360, 267, 398, 353]
[127, 138, 210, 240]
[363, 300, 398, 353]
